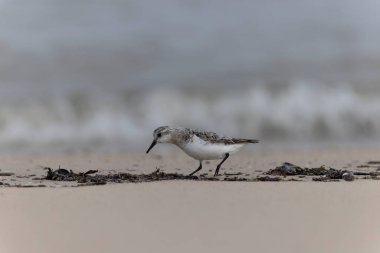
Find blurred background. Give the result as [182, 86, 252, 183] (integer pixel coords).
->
[0, 0, 380, 153]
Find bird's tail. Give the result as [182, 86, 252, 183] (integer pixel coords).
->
[245, 139, 259, 144]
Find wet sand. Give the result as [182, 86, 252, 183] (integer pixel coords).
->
[1, 182, 380, 253]
[1, 149, 380, 252]
[0, 148, 380, 186]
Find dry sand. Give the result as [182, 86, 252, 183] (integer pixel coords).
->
[1, 149, 380, 252]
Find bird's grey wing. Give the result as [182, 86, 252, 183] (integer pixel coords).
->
[192, 130, 221, 143]
[192, 129, 259, 145]
[203, 137, 259, 145]
[225, 138, 259, 144]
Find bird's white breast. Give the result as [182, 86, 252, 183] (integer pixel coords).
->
[177, 135, 244, 161]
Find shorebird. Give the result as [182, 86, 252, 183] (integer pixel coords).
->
[146, 126, 259, 176]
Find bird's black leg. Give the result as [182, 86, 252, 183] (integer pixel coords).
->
[214, 153, 230, 176]
[189, 161, 203, 176]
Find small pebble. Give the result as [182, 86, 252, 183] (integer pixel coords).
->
[342, 172, 355, 181]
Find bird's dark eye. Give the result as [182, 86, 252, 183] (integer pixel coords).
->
[157, 133, 162, 138]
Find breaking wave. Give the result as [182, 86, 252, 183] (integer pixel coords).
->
[0, 82, 379, 153]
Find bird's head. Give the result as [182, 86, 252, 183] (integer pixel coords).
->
[146, 126, 173, 153]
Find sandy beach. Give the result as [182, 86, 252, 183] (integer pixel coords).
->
[1, 148, 380, 187]
[1, 181, 380, 253]
[1, 149, 380, 252]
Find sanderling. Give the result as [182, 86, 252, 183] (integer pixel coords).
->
[146, 126, 259, 176]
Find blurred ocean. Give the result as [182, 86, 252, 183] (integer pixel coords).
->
[0, 84, 379, 153]
[0, 0, 380, 153]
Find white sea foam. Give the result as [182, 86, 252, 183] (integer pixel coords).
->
[0, 82, 379, 153]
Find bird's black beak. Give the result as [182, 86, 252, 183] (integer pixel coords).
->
[146, 140, 157, 154]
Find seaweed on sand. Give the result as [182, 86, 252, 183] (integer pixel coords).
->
[44, 167, 221, 185]
[267, 162, 379, 181]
